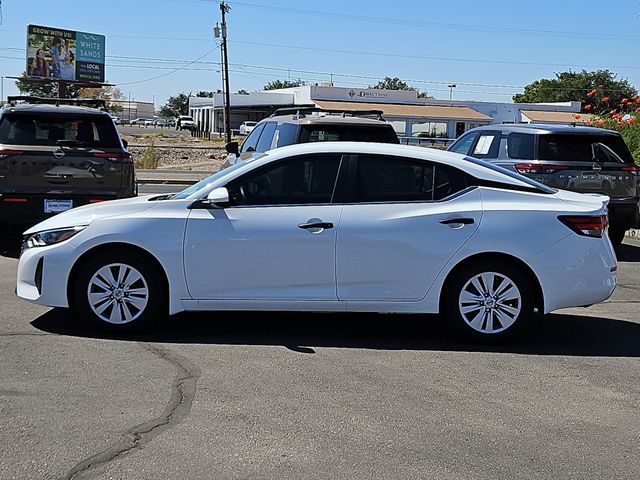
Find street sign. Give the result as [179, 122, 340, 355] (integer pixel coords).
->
[26, 24, 105, 83]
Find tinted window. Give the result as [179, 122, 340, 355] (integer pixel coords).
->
[0, 114, 119, 147]
[255, 122, 277, 152]
[299, 126, 399, 144]
[538, 134, 633, 163]
[449, 133, 477, 155]
[276, 123, 299, 147]
[507, 133, 535, 160]
[356, 155, 467, 203]
[470, 132, 501, 159]
[228, 154, 342, 206]
[240, 123, 265, 153]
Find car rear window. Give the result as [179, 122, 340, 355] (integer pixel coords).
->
[299, 125, 399, 144]
[538, 134, 633, 164]
[0, 114, 120, 148]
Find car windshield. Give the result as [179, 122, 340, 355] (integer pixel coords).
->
[171, 153, 265, 199]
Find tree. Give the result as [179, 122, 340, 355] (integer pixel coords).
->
[77, 85, 125, 113]
[15, 73, 80, 98]
[158, 93, 189, 117]
[263, 79, 306, 90]
[195, 91, 214, 98]
[513, 70, 637, 114]
[237, 89, 250, 95]
[369, 76, 430, 98]
[370, 76, 415, 91]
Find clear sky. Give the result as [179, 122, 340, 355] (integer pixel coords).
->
[1, 0, 639, 108]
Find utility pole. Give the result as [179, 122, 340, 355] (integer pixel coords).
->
[220, 1, 232, 143]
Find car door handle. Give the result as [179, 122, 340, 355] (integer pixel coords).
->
[439, 217, 475, 225]
[298, 222, 334, 230]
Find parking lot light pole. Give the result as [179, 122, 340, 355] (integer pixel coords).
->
[448, 84, 456, 101]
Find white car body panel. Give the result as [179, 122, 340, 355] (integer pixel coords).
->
[16, 142, 617, 321]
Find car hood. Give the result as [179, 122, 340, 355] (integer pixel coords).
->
[24, 196, 156, 234]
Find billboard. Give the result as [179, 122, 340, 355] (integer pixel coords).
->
[26, 24, 105, 83]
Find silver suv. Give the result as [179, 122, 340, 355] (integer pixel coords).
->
[449, 123, 639, 245]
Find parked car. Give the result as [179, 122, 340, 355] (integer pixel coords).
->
[223, 107, 399, 168]
[0, 101, 135, 227]
[17, 142, 616, 341]
[143, 119, 155, 127]
[448, 124, 640, 245]
[110, 115, 121, 125]
[176, 115, 196, 131]
[239, 121, 258, 135]
[130, 118, 147, 126]
[154, 118, 168, 127]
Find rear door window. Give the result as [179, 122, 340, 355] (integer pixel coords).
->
[355, 155, 467, 203]
[0, 114, 119, 147]
[507, 133, 535, 160]
[275, 123, 299, 147]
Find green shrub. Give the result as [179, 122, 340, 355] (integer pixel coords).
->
[135, 142, 159, 169]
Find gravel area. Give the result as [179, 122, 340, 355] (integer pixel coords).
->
[122, 132, 228, 171]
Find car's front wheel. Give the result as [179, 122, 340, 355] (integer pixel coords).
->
[73, 251, 165, 332]
[443, 262, 534, 341]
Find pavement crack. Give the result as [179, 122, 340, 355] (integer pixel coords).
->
[61, 343, 201, 480]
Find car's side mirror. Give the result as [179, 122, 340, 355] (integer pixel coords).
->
[121, 139, 129, 149]
[225, 141, 239, 156]
[206, 187, 230, 208]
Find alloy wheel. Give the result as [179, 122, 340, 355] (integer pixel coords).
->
[87, 263, 149, 324]
[458, 272, 522, 334]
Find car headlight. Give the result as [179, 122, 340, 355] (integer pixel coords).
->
[22, 226, 88, 251]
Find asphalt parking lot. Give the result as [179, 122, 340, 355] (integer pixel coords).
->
[1, 233, 639, 480]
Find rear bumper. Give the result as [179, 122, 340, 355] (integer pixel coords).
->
[0, 193, 123, 225]
[608, 197, 640, 228]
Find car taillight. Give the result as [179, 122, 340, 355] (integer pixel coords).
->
[559, 215, 608, 238]
[0, 149, 24, 159]
[515, 163, 569, 174]
[621, 165, 639, 174]
[93, 152, 132, 163]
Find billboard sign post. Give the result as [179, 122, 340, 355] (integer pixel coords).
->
[26, 24, 105, 84]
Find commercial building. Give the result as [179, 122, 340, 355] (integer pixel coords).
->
[111, 100, 155, 123]
[188, 85, 592, 140]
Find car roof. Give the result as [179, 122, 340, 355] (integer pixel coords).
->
[263, 114, 392, 127]
[233, 142, 540, 190]
[1, 103, 110, 116]
[468, 123, 619, 136]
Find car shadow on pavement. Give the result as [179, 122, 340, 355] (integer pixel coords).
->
[615, 241, 640, 262]
[0, 228, 22, 259]
[31, 309, 640, 357]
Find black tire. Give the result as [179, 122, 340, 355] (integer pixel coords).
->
[443, 262, 535, 342]
[608, 227, 626, 247]
[73, 250, 166, 332]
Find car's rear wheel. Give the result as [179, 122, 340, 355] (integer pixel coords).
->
[444, 262, 534, 341]
[73, 251, 165, 332]
[608, 227, 626, 247]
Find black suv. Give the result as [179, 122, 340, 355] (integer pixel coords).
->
[223, 107, 399, 167]
[449, 124, 640, 245]
[0, 97, 135, 226]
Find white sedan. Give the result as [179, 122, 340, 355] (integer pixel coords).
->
[16, 142, 617, 340]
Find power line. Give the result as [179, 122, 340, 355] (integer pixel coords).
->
[227, 1, 640, 42]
